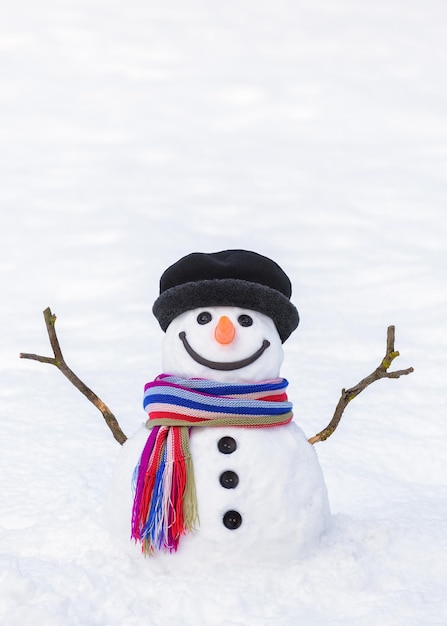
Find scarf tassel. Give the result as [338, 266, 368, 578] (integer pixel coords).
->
[131, 426, 199, 556]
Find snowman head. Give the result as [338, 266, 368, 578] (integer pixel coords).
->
[153, 250, 299, 383]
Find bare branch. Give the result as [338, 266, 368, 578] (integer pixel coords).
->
[20, 307, 127, 445]
[308, 325, 414, 445]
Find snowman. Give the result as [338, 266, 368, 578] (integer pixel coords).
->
[109, 250, 330, 564]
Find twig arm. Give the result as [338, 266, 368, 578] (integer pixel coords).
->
[20, 307, 127, 445]
[18, 353, 57, 365]
[308, 325, 413, 445]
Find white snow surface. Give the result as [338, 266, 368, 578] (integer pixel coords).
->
[1, 1, 447, 624]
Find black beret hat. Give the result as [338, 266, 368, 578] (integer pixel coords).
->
[152, 249, 299, 342]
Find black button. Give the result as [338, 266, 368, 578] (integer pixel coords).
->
[219, 470, 239, 489]
[223, 510, 242, 530]
[217, 436, 237, 454]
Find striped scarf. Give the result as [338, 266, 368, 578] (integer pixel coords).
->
[131, 374, 293, 555]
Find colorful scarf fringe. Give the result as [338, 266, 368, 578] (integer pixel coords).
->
[131, 374, 293, 555]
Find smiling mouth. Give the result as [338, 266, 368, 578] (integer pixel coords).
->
[178, 332, 271, 371]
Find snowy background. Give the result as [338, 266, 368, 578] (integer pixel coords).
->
[1, 0, 446, 624]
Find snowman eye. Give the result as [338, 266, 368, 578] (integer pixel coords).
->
[238, 314, 253, 327]
[197, 311, 212, 325]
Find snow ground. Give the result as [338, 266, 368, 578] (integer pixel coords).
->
[1, 1, 446, 624]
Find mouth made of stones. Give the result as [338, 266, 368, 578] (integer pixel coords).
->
[178, 331, 270, 371]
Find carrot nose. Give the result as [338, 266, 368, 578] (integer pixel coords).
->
[214, 316, 236, 345]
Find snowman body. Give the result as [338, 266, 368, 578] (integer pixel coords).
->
[186, 422, 329, 563]
[109, 305, 330, 564]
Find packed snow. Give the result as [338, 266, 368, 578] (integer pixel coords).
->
[108, 302, 330, 565]
[1, 1, 447, 624]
